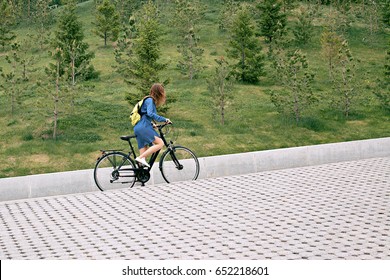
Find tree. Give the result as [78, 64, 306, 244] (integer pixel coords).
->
[176, 28, 205, 80]
[270, 49, 316, 123]
[382, 0, 390, 27]
[51, 49, 63, 140]
[281, 0, 297, 13]
[374, 42, 389, 112]
[320, 29, 343, 80]
[331, 40, 360, 118]
[293, 7, 314, 45]
[116, 0, 167, 105]
[0, 43, 23, 116]
[113, 0, 142, 25]
[34, 0, 54, 50]
[322, 5, 352, 36]
[207, 57, 234, 125]
[94, 0, 120, 47]
[18, 35, 37, 82]
[218, 0, 239, 31]
[54, 1, 97, 82]
[41, 48, 67, 140]
[0, 0, 16, 50]
[257, 0, 287, 43]
[227, 4, 266, 83]
[172, 0, 205, 80]
[114, 16, 136, 72]
[365, 0, 380, 35]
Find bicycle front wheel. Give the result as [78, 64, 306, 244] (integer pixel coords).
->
[94, 152, 136, 191]
[160, 146, 200, 183]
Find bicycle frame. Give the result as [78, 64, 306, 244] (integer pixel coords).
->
[121, 124, 169, 170]
[117, 124, 179, 184]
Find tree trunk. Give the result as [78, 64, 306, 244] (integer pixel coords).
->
[341, 63, 350, 118]
[293, 68, 300, 123]
[11, 57, 16, 117]
[53, 56, 60, 140]
[241, 42, 246, 81]
[189, 34, 194, 80]
[220, 84, 225, 125]
[11, 82, 15, 117]
[28, 0, 31, 19]
[72, 57, 76, 86]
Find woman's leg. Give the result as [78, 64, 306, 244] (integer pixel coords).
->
[139, 146, 148, 156]
[139, 137, 164, 159]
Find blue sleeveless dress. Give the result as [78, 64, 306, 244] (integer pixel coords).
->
[133, 97, 167, 149]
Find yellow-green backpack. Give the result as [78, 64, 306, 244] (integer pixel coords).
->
[130, 97, 151, 126]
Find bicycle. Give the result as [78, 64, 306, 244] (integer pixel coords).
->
[93, 123, 200, 191]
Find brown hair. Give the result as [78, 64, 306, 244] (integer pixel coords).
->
[149, 83, 166, 107]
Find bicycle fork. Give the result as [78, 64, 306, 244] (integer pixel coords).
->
[168, 147, 184, 170]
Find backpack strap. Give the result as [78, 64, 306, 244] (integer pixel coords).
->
[139, 96, 152, 116]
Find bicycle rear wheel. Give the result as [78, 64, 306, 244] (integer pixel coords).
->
[94, 152, 136, 191]
[160, 146, 200, 183]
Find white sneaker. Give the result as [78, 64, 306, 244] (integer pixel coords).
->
[135, 157, 150, 168]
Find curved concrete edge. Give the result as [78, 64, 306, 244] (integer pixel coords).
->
[199, 136, 390, 178]
[0, 169, 96, 202]
[1, 137, 389, 202]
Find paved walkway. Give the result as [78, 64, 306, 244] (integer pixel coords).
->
[0, 157, 389, 260]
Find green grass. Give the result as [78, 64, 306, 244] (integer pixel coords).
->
[0, 0, 389, 178]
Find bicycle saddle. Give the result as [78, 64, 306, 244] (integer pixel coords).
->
[120, 135, 137, 141]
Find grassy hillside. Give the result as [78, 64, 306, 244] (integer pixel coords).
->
[0, 0, 389, 178]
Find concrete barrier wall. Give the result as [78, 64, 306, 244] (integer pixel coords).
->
[1, 137, 389, 202]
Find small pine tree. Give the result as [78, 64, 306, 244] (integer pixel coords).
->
[382, 0, 390, 28]
[207, 57, 234, 125]
[51, 49, 63, 140]
[42, 48, 68, 140]
[0, 0, 16, 50]
[54, 1, 97, 82]
[323, 6, 352, 36]
[218, 0, 239, 31]
[293, 7, 314, 45]
[257, 0, 287, 43]
[177, 28, 205, 80]
[114, 0, 142, 25]
[0, 42, 24, 116]
[119, 1, 168, 105]
[172, 0, 206, 80]
[331, 40, 360, 118]
[227, 4, 266, 83]
[320, 30, 343, 80]
[94, 0, 120, 47]
[374, 42, 390, 113]
[365, 0, 380, 35]
[270, 49, 316, 123]
[33, 0, 53, 50]
[113, 17, 136, 74]
[171, 0, 204, 32]
[281, 0, 297, 13]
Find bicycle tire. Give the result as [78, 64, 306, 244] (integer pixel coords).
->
[160, 146, 200, 183]
[94, 151, 136, 191]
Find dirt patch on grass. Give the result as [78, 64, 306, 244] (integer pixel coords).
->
[27, 154, 51, 164]
[347, 120, 368, 126]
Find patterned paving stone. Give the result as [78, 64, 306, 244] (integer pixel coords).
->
[0, 157, 389, 260]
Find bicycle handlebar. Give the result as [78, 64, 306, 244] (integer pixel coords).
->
[155, 122, 172, 130]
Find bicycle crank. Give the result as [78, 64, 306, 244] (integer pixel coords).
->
[110, 170, 120, 183]
[137, 169, 150, 184]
